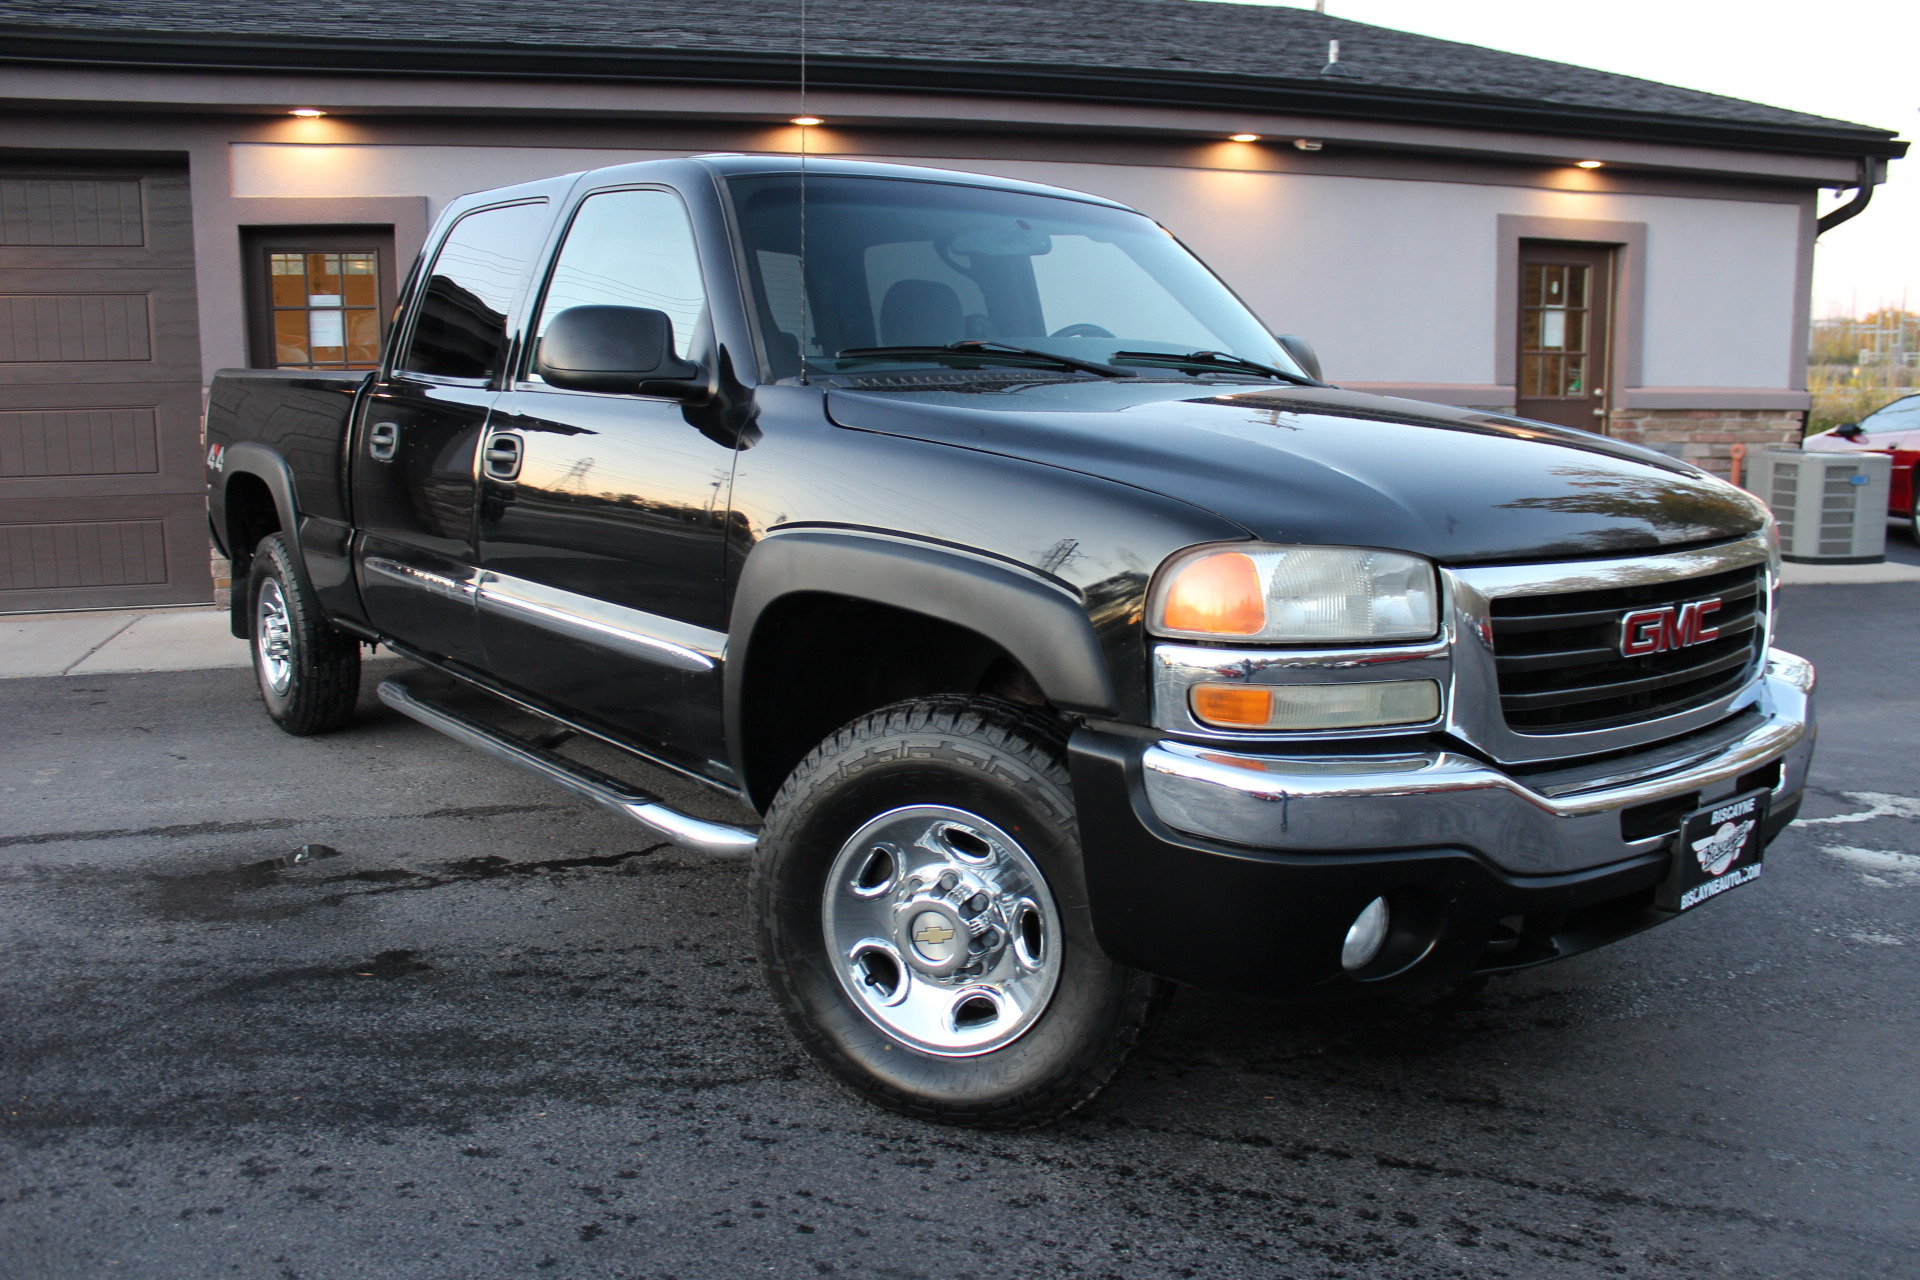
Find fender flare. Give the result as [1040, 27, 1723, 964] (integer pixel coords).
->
[215, 442, 320, 619]
[725, 528, 1120, 764]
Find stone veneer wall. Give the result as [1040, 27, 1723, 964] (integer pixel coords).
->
[211, 548, 233, 612]
[1605, 409, 1806, 479]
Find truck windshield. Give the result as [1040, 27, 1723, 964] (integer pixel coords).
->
[728, 173, 1305, 381]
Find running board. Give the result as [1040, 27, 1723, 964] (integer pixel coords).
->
[376, 673, 760, 858]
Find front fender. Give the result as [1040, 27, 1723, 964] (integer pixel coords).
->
[725, 528, 1119, 776]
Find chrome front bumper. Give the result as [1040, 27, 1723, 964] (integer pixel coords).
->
[1141, 648, 1814, 876]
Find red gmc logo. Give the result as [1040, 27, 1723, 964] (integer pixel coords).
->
[1620, 599, 1722, 657]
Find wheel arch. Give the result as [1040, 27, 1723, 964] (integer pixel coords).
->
[217, 445, 312, 638]
[726, 530, 1119, 809]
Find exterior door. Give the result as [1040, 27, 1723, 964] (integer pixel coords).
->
[0, 165, 211, 612]
[350, 199, 548, 667]
[477, 187, 734, 779]
[1516, 241, 1614, 432]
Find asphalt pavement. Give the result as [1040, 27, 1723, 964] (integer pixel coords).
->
[3, 579, 1918, 1279]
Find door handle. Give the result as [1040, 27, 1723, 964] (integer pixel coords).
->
[368, 420, 399, 461]
[483, 432, 523, 482]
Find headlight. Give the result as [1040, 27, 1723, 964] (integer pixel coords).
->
[1149, 544, 1439, 643]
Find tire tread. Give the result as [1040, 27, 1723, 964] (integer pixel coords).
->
[250, 533, 360, 736]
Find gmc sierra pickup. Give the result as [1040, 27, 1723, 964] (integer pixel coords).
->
[206, 154, 1814, 1127]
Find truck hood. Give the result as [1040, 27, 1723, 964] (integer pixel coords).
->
[825, 380, 1767, 564]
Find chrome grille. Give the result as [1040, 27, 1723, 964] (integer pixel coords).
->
[1488, 563, 1765, 733]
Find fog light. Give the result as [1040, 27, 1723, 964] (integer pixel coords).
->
[1190, 679, 1440, 730]
[1342, 897, 1390, 971]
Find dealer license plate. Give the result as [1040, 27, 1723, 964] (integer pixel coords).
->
[1659, 789, 1769, 913]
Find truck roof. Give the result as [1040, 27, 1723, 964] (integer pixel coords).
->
[439, 154, 1139, 223]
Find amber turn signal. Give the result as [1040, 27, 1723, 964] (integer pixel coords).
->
[1190, 679, 1442, 731]
[1191, 683, 1274, 727]
[1158, 551, 1266, 635]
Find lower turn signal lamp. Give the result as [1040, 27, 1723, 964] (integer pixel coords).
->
[1190, 679, 1441, 731]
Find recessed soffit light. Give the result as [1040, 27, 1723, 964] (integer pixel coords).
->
[1229, 133, 1260, 143]
[1576, 159, 1604, 169]
[289, 108, 326, 118]
[790, 116, 823, 126]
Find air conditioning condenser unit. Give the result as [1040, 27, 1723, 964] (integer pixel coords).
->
[1747, 448, 1889, 563]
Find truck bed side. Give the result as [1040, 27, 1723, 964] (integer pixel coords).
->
[206, 368, 370, 629]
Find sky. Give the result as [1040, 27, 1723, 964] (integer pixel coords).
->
[1236, 0, 1918, 319]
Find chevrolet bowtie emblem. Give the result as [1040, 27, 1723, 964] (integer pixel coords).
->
[913, 920, 956, 946]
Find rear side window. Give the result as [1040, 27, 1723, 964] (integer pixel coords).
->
[398, 200, 547, 380]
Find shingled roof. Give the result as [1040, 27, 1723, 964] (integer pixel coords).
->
[0, 0, 1903, 158]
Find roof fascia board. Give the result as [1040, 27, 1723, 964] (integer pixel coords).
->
[0, 65, 1873, 186]
[0, 25, 1903, 161]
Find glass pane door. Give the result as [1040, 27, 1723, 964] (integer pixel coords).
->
[268, 251, 382, 369]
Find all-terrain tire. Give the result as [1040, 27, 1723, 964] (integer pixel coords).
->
[248, 533, 361, 735]
[752, 695, 1164, 1129]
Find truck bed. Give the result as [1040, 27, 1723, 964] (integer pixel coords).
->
[206, 369, 367, 528]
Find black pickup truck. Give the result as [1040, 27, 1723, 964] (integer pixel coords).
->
[206, 154, 1814, 1127]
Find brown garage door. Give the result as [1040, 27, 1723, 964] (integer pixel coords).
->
[0, 165, 211, 613]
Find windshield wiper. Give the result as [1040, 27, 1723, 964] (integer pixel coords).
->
[834, 340, 1138, 378]
[1109, 349, 1320, 385]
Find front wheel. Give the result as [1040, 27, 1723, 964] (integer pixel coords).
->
[248, 533, 361, 735]
[752, 696, 1163, 1128]
[1909, 486, 1920, 546]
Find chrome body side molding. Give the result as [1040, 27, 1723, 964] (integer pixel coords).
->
[377, 672, 759, 857]
[475, 570, 725, 673]
[362, 555, 478, 603]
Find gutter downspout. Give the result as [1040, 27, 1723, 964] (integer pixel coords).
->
[1817, 157, 1884, 235]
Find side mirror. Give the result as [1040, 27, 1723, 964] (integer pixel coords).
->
[1833, 421, 1864, 439]
[536, 305, 704, 396]
[1275, 333, 1324, 383]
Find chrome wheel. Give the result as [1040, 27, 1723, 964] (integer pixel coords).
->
[255, 577, 293, 696]
[823, 804, 1062, 1057]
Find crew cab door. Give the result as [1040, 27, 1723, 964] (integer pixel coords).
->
[475, 187, 734, 779]
[350, 199, 549, 667]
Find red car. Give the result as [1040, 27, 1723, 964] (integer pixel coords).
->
[1804, 392, 1920, 540]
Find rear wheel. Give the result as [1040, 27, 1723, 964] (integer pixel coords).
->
[752, 695, 1163, 1128]
[248, 533, 360, 735]
[1909, 486, 1920, 546]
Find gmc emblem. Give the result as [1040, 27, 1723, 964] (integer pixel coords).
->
[1620, 599, 1722, 657]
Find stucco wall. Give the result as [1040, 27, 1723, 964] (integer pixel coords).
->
[225, 141, 1808, 399]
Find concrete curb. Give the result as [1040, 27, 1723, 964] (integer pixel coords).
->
[1779, 560, 1920, 586]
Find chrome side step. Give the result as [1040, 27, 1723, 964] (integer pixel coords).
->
[376, 673, 760, 858]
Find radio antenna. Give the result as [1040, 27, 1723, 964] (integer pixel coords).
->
[798, 0, 810, 384]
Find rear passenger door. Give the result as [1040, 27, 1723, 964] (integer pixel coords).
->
[476, 187, 735, 780]
[349, 199, 549, 668]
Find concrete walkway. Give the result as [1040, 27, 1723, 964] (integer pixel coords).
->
[7, 554, 1919, 680]
[0, 608, 248, 678]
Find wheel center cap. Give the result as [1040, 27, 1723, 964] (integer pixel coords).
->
[908, 909, 965, 965]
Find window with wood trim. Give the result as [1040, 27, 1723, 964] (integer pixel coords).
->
[243, 226, 397, 370]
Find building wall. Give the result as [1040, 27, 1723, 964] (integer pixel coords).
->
[216, 137, 1811, 409]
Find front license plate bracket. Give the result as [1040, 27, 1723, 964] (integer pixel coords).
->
[1657, 788, 1770, 913]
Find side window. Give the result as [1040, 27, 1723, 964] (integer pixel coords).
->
[398, 201, 548, 381]
[1865, 395, 1920, 435]
[533, 189, 707, 368]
